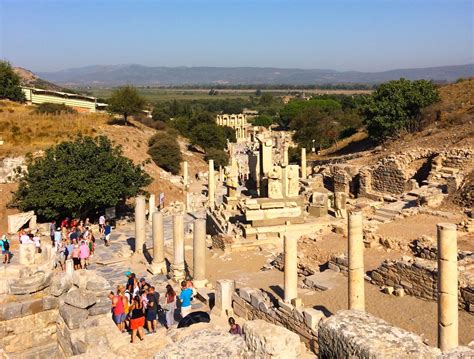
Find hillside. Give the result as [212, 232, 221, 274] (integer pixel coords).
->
[36, 63, 474, 87]
[0, 100, 208, 233]
[14, 67, 69, 91]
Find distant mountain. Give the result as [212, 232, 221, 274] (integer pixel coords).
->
[37, 64, 474, 87]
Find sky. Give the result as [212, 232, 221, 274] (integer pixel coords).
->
[0, 0, 472, 73]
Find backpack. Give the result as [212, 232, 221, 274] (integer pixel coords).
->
[2, 240, 9, 251]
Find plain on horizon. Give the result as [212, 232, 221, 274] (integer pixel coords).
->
[0, 0, 473, 73]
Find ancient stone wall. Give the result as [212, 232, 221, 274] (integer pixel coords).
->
[232, 287, 324, 354]
[0, 296, 60, 358]
[370, 257, 474, 313]
[318, 310, 442, 358]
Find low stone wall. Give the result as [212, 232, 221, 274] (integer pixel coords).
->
[328, 254, 348, 276]
[232, 287, 325, 354]
[410, 236, 473, 261]
[318, 310, 442, 358]
[0, 296, 60, 358]
[370, 257, 474, 313]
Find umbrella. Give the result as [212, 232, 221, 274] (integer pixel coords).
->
[177, 311, 210, 328]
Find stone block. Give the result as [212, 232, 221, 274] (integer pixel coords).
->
[59, 303, 89, 330]
[214, 279, 235, 316]
[250, 291, 265, 309]
[277, 299, 294, 315]
[42, 296, 59, 310]
[394, 287, 405, 297]
[20, 298, 44, 316]
[238, 287, 256, 303]
[303, 308, 326, 331]
[86, 276, 111, 292]
[9, 270, 52, 295]
[243, 319, 301, 358]
[318, 310, 441, 358]
[0, 302, 22, 321]
[64, 288, 97, 309]
[50, 272, 73, 296]
[88, 297, 111, 316]
[19, 243, 36, 265]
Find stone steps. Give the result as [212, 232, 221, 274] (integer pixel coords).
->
[370, 215, 391, 223]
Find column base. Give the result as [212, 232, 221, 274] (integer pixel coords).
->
[148, 261, 167, 275]
[170, 264, 186, 282]
[193, 279, 208, 288]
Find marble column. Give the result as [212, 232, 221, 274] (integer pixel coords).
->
[134, 195, 146, 254]
[219, 166, 224, 182]
[150, 212, 166, 274]
[208, 160, 215, 207]
[437, 223, 458, 352]
[148, 194, 156, 223]
[172, 214, 185, 281]
[301, 147, 307, 179]
[348, 211, 365, 311]
[193, 219, 207, 288]
[284, 235, 298, 303]
[182, 161, 188, 186]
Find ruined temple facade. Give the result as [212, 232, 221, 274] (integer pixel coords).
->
[216, 114, 250, 141]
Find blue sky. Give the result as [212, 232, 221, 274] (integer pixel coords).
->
[0, 0, 472, 72]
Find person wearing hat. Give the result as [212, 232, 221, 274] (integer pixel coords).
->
[139, 277, 150, 291]
[126, 272, 139, 302]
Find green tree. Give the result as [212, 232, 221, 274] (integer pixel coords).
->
[362, 78, 440, 142]
[147, 133, 182, 174]
[279, 98, 341, 127]
[14, 136, 151, 220]
[0, 61, 26, 102]
[107, 85, 146, 125]
[251, 114, 273, 128]
[190, 123, 228, 150]
[205, 148, 229, 168]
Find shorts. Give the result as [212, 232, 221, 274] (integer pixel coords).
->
[80, 258, 87, 267]
[130, 316, 145, 330]
[112, 312, 126, 324]
[73, 257, 81, 266]
[2, 250, 10, 255]
[146, 310, 157, 321]
[105, 234, 111, 242]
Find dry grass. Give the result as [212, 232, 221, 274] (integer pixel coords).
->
[0, 100, 108, 157]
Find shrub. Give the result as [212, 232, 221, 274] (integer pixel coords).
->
[0, 61, 26, 102]
[147, 134, 182, 174]
[35, 102, 77, 115]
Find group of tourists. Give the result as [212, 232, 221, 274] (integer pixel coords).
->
[108, 272, 198, 343]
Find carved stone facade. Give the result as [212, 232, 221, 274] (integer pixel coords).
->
[216, 114, 250, 141]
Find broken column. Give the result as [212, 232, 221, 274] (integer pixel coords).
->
[284, 235, 298, 303]
[148, 194, 156, 223]
[437, 223, 458, 352]
[219, 165, 224, 182]
[171, 214, 185, 281]
[348, 212, 365, 311]
[214, 279, 235, 317]
[134, 195, 146, 254]
[193, 219, 207, 288]
[182, 161, 189, 186]
[208, 160, 215, 207]
[150, 212, 166, 274]
[19, 243, 36, 265]
[282, 143, 289, 166]
[301, 148, 307, 179]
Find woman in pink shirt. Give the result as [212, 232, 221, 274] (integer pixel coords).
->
[79, 240, 90, 269]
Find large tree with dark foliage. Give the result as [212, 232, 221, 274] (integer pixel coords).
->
[14, 136, 151, 219]
[362, 78, 439, 142]
[0, 61, 26, 102]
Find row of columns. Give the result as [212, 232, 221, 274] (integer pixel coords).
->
[134, 197, 207, 287]
[282, 211, 459, 352]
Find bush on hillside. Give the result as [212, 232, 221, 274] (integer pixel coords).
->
[13, 136, 151, 220]
[147, 133, 182, 174]
[35, 102, 77, 115]
[362, 78, 440, 142]
[190, 123, 228, 150]
[0, 61, 26, 102]
[250, 114, 273, 128]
